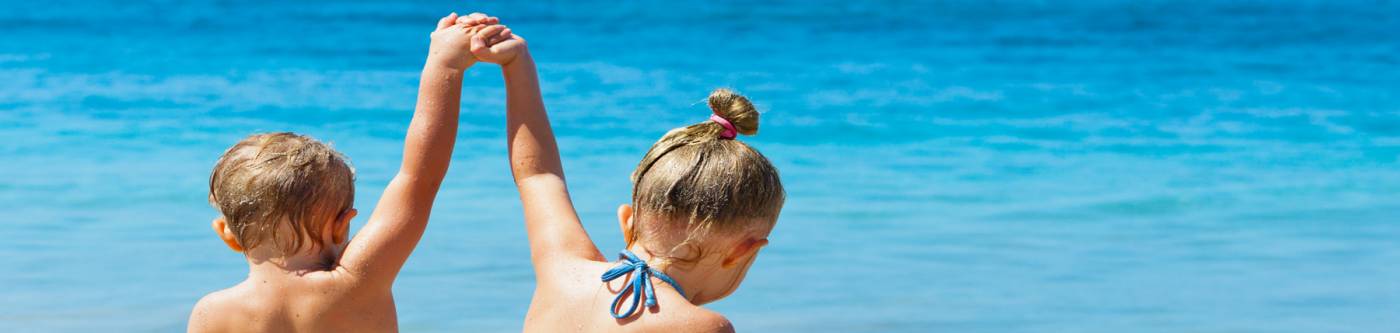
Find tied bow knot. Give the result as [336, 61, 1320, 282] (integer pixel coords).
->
[600, 249, 686, 319]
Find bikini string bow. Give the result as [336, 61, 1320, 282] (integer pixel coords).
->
[600, 249, 687, 318]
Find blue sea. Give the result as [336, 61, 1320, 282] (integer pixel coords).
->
[3, 0, 1399, 332]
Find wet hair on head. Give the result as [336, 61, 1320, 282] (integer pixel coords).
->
[628, 88, 785, 262]
[209, 132, 355, 254]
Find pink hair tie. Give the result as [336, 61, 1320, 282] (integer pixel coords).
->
[710, 114, 738, 139]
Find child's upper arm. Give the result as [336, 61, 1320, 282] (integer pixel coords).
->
[187, 295, 226, 333]
[515, 173, 605, 268]
[335, 173, 441, 287]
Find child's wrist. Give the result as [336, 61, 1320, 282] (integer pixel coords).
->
[424, 56, 471, 72]
[500, 49, 534, 72]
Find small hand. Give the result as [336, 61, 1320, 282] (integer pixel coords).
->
[426, 12, 499, 70]
[455, 12, 497, 27]
[469, 23, 526, 66]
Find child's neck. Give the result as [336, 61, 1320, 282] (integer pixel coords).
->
[246, 243, 341, 277]
[625, 244, 720, 305]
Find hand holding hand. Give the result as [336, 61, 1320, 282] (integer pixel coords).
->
[427, 12, 499, 70]
[468, 23, 526, 66]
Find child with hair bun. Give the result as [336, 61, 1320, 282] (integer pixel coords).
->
[469, 15, 785, 332]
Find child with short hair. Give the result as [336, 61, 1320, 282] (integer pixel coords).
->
[471, 16, 785, 332]
[187, 12, 515, 333]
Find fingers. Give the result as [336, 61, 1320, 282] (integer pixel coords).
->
[436, 12, 459, 30]
[469, 31, 489, 56]
[475, 25, 508, 45]
[461, 12, 488, 24]
[488, 29, 512, 46]
[455, 12, 481, 25]
[456, 12, 498, 27]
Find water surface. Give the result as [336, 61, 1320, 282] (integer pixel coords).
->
[2, 1, 1398, 332]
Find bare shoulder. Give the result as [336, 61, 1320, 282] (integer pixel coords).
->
[535, 257, 611, 292]
[684, 308, 735, 333]
[638, 306, 733, 333]
[187, 289, 239, 333]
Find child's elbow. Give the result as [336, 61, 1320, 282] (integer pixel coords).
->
[510, 155, 560, 181]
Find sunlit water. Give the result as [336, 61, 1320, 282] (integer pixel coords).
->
[2, 1, 1399, 332]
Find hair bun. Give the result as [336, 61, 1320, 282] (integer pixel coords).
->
[707, 88, 759, 136]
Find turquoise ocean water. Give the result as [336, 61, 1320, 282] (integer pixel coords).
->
[3, 1, 1399, 331]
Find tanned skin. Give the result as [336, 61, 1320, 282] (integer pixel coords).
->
[187, 12, 514, 333]
[471, 15, 739, 333]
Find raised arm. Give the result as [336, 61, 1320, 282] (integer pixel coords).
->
[337, 13, 498, 287]
[469, 23, 605, 269]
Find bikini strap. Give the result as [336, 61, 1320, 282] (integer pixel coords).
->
[599, 249, 687, 319]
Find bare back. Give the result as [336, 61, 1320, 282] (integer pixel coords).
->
[188, 272, 396, 333]
[522, 259, 732, 333]
[189, 13, 511, 333]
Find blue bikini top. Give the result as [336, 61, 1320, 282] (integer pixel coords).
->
[600, 249, 687, 319]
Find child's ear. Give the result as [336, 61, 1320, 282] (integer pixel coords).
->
[617, 204, 635, 245]
[331, 209, 357, 244]
[721, 237, 768, 268]
[211, 218, 244, 253]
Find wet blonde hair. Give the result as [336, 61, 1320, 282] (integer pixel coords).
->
[209, 132, 355, 254]
[628, 89, 785, 263]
